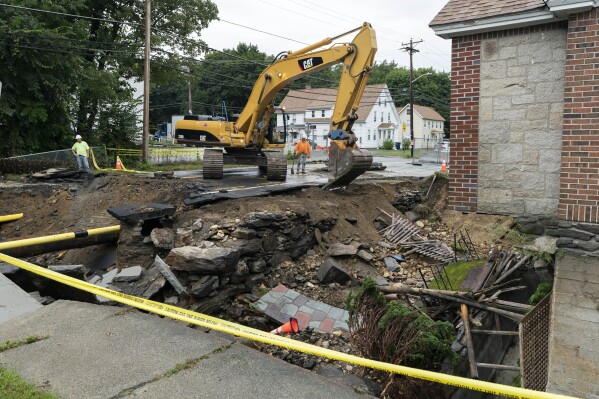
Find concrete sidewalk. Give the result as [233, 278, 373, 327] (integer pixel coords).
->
[0, 301, 372, 399]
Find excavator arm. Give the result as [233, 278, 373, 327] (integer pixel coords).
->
[235, 23, 377, 150]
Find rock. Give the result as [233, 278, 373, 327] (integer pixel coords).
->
[0, 262, 19, 275]
[231, 228, 257, 239]
[556, 237, 575, 248]
[153, 255, 188, 295]
[262, 236, 278, 252]
[122, 267, 166, 299]
[175, 228, 193, 246]
[327, 243, 358, 257]
[302, 359, 317, 369]
[222, 238, 263, 256]
[165, 246, 240, 275]
[415, 221, 425, 228]
[378, 241, 393, 249]
[576, 239, 599, 251]
[317, 258, 352, 284]
[344, 217, 357, 224]
[285, 234, 316, 259]
[557, 228, 594, 241]
[374, 276, 389, 286]
[88, 275, 101, 285]
[248, 259, 267, 273]
[28, 291, 55, 305]
[113, 265, 143, 282]
[196, 240, 216, 249]
[240, 212, 279, 228]
[164, 296, 178, 305]
[519, 222, 545, 235]
[533, 259, 548, 270]
[189, 275, 219, 298]
[357, 250, 374, 263]
[245, 273, 266, 290]
[191, 218, 203, 231]
[404, 211, 421, 223]
[150, 228, 175, 249]
[383, 257, 399, 272]
[48, 264, 85, 279]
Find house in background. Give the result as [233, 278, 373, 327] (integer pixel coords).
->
[397, 104, 446, 148]
[431, 1, 599, 397]
[277, 84, 400, 149]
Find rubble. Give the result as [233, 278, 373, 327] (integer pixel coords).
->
[48, 264, 85, 279]
[165, 246, 240, 274]
[327, 243, 358, 257]
[189, 276, 219, 297]
[150, 228, 175, 249]
[113, 265, 143, 282]
[317, 258, 352, 284]
[153, 255, 187, 295]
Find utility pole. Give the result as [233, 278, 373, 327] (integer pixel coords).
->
[142, 0, 151, 163]
[181, 66, 192, 115]
[401, 38, 422, 159]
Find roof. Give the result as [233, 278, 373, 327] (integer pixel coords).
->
[377, 123, 396, 129]
[279, 84, 388, 122]
[397, 105, 446, 122]
[430, 0, 545, 26]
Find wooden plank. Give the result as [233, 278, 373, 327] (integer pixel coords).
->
[477, 363, 520, 371]
[461, 304, 479, 379]
[471, 330, 519, 336]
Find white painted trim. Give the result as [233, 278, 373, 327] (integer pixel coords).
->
[431, 10, 561, 39]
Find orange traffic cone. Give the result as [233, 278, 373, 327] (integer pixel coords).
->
[270, 318, 300, 335]
[441, 159, 447, 172]
[115, 156, 123, 170]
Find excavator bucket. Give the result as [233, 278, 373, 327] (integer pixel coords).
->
[323, 140, 373, 190]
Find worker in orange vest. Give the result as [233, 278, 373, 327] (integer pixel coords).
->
[294, 134, 311, 174]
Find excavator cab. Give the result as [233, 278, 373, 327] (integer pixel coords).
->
[264, 108, 287, 146]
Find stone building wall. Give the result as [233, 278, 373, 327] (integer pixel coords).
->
[477, 26, 567, 216]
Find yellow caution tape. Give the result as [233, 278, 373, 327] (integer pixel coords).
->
[0, 213, 24, 223]
[0, 252, 578, 399]
[90, 149, 145, 174]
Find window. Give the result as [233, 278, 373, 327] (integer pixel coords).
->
[323, 134, 327, 140]
[374, 112, 377, 122]
[367, 130, 370, 141]
[384, 100, 387, 106]
[286, 114, 290, 120]
[388, 113, 390, 122]
[378, 98, 381, 106]
[321, 110, 325, 117]
[292, 115, 296, 123]
[311, 110, 315, 118]
[359, 137, 362, 144]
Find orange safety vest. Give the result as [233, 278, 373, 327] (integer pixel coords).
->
[294, 141, 311, 155]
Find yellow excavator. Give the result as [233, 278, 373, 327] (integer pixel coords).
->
[175, 23, 377, 189]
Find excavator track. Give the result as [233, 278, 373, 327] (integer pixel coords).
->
[323, 141, 373, 190]
[203, 149, 224, 179]
[265, 151, 287, 181]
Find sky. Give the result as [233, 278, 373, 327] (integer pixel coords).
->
[200, 0, 452, 72]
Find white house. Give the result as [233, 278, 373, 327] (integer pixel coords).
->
[396, 104, 446, 149]
[277, 84, 401, 149]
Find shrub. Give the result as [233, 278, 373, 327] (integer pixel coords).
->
[402, 137, 411, 150]
[382, 139, 394, 150]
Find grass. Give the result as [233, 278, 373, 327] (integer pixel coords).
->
[0, 336, 56, 399]
[0, 336, 49, 353]
[0, 367, 59, 399]
[373, 149, 424, 158]
[429, 260, 486, 290]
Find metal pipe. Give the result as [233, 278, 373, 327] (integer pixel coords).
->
[0, 213, 23, 223]
[0, 225, 121, 251]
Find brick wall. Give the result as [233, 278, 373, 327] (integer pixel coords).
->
[560, 8, 599, 222]
[449, 36, 481, 212]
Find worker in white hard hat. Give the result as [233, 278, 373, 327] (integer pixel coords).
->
[293, 133, 311, 174]
[71, 134, 91, 172]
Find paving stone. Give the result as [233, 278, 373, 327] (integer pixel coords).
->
[319, 318, 335, 333]
[312, 310, 327, 322]
[280, 303, 299, 315]
[101, 269, 118, 285]
[113, 266, 143, 282]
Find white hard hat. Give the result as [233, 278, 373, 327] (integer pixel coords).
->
[75, 135, 82, 139]
[301, 134, 307, 139]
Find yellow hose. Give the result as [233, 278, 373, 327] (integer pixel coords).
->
[0, 213, 24, 223]
[0, 225, 120, 251]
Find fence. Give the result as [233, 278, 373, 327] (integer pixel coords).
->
[519, 293, 551, 391]
[1, 147, 109, 174]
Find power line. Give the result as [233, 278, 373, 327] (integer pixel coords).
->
[219, 19, 308, 45]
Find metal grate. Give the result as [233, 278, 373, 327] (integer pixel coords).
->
[519, 293, 551, 391]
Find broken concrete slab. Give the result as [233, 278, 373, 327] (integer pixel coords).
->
[317, 258, 352, 284]
[150, 228, 175, 250]
[184, 183, 318, 207]
[119, 267, 166, 299]
[48, 264, 85, 279]
[101, 269, 118, 286]
[107, 203, 176, 223]
[153, 256, 187, 295]
[189, 276, 219, 298]
[518, 235, 558, 255]
[113, 266, 143, 282]
[327, 243, 358, 257]
[165, 246, 241, 275]
[0, 273, 42, 324]
[255, 284, 349, 333]
[0, 262, 19, 275]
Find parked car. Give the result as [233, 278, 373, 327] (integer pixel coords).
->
[433, 141, 450, 152]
